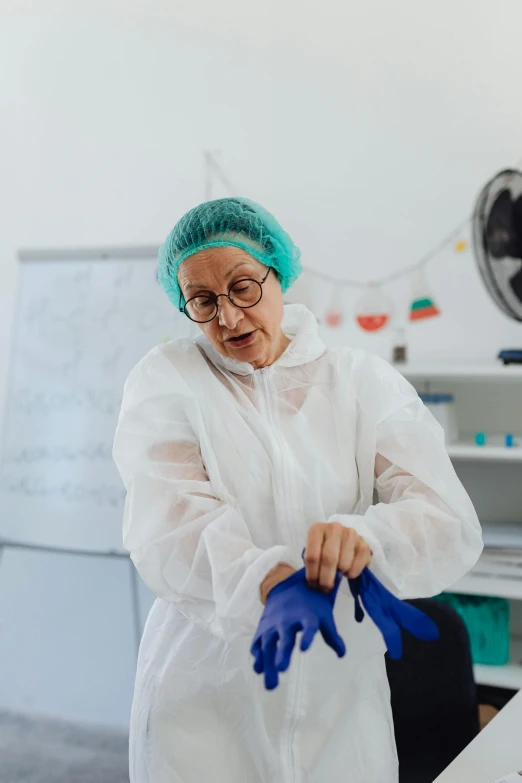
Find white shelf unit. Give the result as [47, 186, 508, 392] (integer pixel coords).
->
[451, 571, 522, 602]
[399, 362, 522, 690]
[400, 363, 522, 383]
[447, 444, 522, 463]
[474, 639, 522, 690]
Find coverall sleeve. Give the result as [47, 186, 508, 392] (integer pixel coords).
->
[329, 354, 483, 599]
[113, 348, 300, 640]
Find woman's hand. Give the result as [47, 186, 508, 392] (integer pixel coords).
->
[305, 523, 372, 591]
[260, 563, 296, 604]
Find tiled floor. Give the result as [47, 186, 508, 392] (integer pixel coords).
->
[0, 711, 129, 782]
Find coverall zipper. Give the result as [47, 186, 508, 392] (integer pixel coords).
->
[259, 368, 303, 783]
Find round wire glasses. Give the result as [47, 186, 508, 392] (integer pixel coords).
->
[180, 268, 272, 323]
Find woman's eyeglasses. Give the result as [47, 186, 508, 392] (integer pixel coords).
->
[180, 268, 271, 324]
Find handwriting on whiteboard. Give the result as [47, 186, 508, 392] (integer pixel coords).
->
[0, 257, 192, 551]
[0, 474, 125, 508]
[12, 389, 122, 417]
[4, 443, 113, 464]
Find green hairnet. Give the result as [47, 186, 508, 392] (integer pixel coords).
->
[158, 197, 303, 308]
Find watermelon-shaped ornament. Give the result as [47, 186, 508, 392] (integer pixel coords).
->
[409, 269, 440, 322]
[355, 285, 393, 332]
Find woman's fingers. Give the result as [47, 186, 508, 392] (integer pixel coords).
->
[346, 539, 372, 579]
[300, 623, 319, 652]
[338, 528, 358, 576]
[262, 632, 279, 690]
[304, 523, 327, 587]
[252, 644, 264, 674]
[275, 624, 301, 672]
[317, 523, 343, 591]
[320, 618, 346, 658]
[305, 523, 372, 588]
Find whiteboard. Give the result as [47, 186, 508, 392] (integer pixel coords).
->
[0, 247, 196, 553]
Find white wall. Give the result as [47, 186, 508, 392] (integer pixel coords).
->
[2, 0, 522, 423]
[2, 0, 522, 725]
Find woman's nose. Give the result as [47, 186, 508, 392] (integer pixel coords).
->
[218, 297, 243, 329]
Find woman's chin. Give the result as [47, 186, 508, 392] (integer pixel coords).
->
[228, 344, 261, 363]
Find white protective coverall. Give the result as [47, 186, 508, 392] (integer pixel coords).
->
[113, 303, 482, 783]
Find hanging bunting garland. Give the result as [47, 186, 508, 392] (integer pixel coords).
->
[285, 271, 313, 309]
[284, 271, 326, 323]
[325, 287, 344, 328]
[355, 285, 394, 332]
[201, 151, 522, 325]
[409, 268, 440, 321]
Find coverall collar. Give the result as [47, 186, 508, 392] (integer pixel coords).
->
[195, 304, 326, 376]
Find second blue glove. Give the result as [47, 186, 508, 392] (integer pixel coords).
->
[251, 567, 346, 690]
[348, 568, 439, 660]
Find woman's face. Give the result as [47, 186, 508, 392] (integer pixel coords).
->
[177, 246, 289, 370]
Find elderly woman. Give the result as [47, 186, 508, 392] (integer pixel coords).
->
[113, 197, 482, 783]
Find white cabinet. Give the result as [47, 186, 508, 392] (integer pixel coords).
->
[399, 363, 522, 690]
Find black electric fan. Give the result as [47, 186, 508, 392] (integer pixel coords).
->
[472, 168, 522, 363]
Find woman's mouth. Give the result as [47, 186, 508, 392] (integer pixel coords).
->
[227, 331, 257, 348]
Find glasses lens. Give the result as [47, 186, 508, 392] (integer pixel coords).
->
[229, 280, 262, 308]
[186, 296, 217, 323]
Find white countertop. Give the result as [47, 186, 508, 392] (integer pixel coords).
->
[434, 689, 522, 782]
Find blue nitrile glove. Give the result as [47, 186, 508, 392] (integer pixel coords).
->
[348, 568, 439, 660]
[251, 567, 346, 690]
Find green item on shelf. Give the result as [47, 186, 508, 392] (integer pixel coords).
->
[435, 592, 510, 666]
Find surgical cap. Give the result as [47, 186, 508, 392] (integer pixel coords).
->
[158, 197, 303, 308]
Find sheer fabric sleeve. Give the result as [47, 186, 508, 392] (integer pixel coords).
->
[328, 354, 483, 598]
[113, 348, 300, 639]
